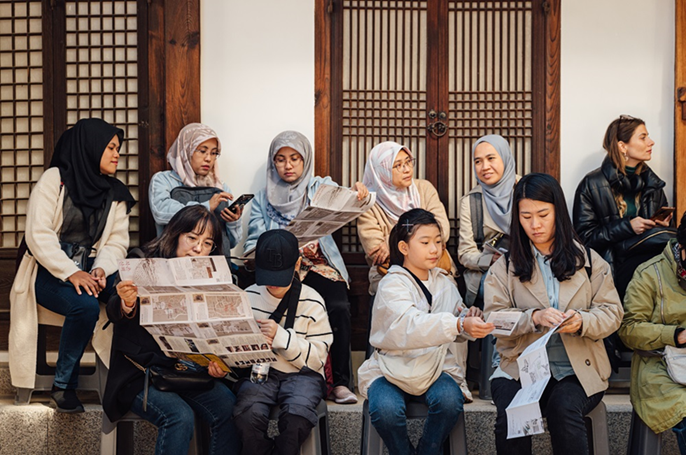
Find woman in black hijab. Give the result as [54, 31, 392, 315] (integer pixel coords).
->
[10, 118, 135, 412]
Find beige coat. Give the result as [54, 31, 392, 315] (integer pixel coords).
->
[457, 185, 507, 301]
[484, 245, 623, 397]
[9, 168, 129, 388]
[356, 179, 452, 294]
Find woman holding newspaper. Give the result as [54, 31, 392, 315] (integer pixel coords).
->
[103, 205, 239, 455]
[484, 173, 623, 455]
[244, 130, 368, 404]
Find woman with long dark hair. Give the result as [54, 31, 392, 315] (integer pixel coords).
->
[485, 173, 623, 455]
[573, 115, 672, 299]
[10, 118, 135, 412]
[103, 205, 239, 455]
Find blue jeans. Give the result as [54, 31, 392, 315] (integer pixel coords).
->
[491, 375, 603, 455]
[368, 373, 464, 455]
[34, 260, 116, 389]
[673, 418, 686, 455]
[131, 380, 240, 455]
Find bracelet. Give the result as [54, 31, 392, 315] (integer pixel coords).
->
[459, 313, 466, 334]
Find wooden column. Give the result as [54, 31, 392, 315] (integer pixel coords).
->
[676, 0, 686, 220]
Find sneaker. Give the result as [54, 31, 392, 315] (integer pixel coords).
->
[331, 385, 358, 404]
[50, 386, 84, 413]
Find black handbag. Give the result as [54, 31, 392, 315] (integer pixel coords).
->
[618, 227, 677, 258]
[59, 242, 92, 271]
[169, 186, 227, 219]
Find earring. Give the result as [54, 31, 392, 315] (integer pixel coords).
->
[623, 153, 628, 161]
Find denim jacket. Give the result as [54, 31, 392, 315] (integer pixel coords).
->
[149, 170, 242, 248]
[244, 176, 350, 285]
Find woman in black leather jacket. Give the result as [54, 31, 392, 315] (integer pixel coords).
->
[573, 115, 672, 299]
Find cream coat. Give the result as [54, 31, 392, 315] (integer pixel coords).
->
[357, 266, 471, 400]
[356, 179, 452, 294]
[457, 185, 507, 300]
[484, 245, 623, 397]
[9, 168, 129, 388]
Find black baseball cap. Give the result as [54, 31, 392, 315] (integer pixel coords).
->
[255, 230, 300, 287]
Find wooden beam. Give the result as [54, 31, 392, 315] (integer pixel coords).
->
[676, 0, 686, 220]
[544, 0, 561, 180]
[314, 0, 332, 177]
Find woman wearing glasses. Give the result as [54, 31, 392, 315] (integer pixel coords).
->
[104, 205, 240, 455]
[244, 130, 368, 404]
[149, 123, 243, 256]
[358, 141, 452, 295]
[573, 115, 672, 300]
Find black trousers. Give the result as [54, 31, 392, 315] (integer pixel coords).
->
[303, 272, 352, 389]
[491, 375, 603, 455]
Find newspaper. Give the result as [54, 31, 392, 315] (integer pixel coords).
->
[486, 311, 521, 336]
[243, 185, 376, 257]
[505, 314, 574, 439]
[118, 256, 277, 371]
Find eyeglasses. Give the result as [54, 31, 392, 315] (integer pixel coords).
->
[194, 148, 221, 159]
[392, 158, 416, 172]
[274, 155, 303, 167]
[619, 114, 637, 122]
[181, 233, 216, 252]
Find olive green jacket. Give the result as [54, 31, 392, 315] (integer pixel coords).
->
[619, 240, 686, 434]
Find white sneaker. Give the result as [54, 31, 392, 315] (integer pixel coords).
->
[331, 385, 358, 404]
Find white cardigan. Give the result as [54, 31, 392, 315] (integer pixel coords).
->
[9, 168, 130, 388]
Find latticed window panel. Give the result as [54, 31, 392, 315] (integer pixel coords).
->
[0, 1, 43, 249]
[65, 0, 140, 246]
[446, 0, 534, 250]
[341, 0, 428, 254]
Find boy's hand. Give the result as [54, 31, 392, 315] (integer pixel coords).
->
[257, 319, 278, 343]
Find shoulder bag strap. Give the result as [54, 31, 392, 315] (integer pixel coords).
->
[470, 192, 484, 251]
[402, 267, 433, 307]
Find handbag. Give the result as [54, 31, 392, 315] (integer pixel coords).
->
[653, 263, 686, 386]
[619, 227, 677, 258]
[59, 242, 92, 271]
[376, 345, 448, 396]
[126, 356, 214, 411]
[169, 186, 226, 219]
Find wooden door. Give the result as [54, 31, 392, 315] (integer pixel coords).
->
[315, 0, 560, 349]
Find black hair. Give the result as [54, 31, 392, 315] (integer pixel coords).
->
[510, 173, 585, 283]
[678, 210, 686, 248]
[143, 205, 223, 258]
[389, 208, 442, 266]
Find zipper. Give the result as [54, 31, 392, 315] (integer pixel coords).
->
[628, 230, 671, 252]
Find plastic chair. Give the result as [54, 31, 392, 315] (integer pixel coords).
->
[626, 409, 662, 455]
[97, 356, 202, 455]
[584, 400, 610, 455]
[14, 315, 101, 405]
[360, 398, 468, 455]
[268, 400, 331, 455]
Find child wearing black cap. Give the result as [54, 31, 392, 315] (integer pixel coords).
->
[233, 230, 333, 455]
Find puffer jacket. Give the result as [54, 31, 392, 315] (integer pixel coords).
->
[572, 156, 668, 273]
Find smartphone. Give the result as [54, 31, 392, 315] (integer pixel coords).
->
[651, 206, 675, 222]
[228, 194, 254, 213]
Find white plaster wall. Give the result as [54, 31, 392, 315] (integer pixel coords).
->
[201, 0, 315, 253]
[201, 0, 676, 253]
[560, 0, 675, 207]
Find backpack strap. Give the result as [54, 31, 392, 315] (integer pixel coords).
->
[470, 192, 484, 251]
[402, 267, 433, 307]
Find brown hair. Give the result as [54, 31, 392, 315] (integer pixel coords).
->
[602, 114, 646, 175]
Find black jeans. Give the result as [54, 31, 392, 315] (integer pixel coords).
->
[303, 272, 352, 389]
[491, 375, 604, 455]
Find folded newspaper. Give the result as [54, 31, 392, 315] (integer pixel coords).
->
[504, 314, 575, 439]
[118, 255, 276, 372]
[242, 184, 376, 257]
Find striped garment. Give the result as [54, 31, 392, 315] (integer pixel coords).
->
[245, 283, 333, 377]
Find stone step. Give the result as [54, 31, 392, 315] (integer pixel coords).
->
[0, 391, 680, 455]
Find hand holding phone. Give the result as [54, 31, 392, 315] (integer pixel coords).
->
[228, 194, 254, 213]
[651, 207, 675, 223]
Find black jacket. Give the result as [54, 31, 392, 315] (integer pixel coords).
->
[572, 156, 668, 273]
[102, 249, 177, 422]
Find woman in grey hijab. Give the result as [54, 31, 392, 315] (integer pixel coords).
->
[244, 130, 368, 404]
[458, 134, 518, 308]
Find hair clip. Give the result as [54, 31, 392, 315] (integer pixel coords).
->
[402, 220, 414, 230]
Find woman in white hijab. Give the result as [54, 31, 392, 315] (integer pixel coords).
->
[458, 134, 517, 308]
[357, 142, 452, 295]
[149, 123, 243, 250]
[244, 130, 368, 405]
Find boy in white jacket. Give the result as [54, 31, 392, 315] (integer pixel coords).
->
[234, 230, 333, 455]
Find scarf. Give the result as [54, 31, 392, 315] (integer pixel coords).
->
[362, 141, 421, 221]
[672, 241, 686, 292]
[266, 131, 314, 223]
[49, 118, 135, 219]
[471, 134, 516, 233]
[167, 123, 223, 189]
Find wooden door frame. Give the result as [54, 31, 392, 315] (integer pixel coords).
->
[676, 0, 686, 219]
[314, 0, 562, 180]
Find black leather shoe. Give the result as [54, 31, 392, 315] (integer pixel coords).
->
[50, 386, 84, 413]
